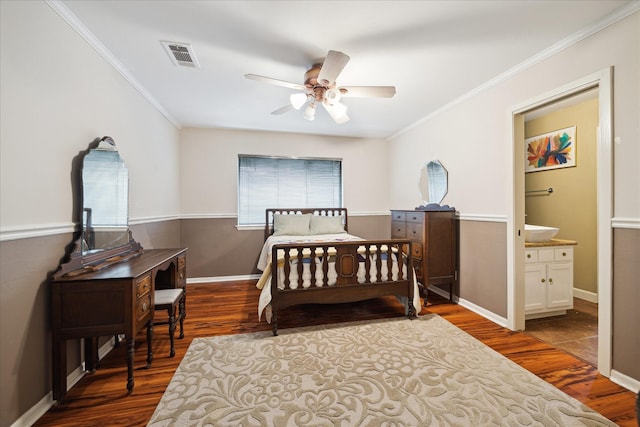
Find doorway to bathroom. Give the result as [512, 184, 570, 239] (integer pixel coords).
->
[508, 67, 613, 375]
[522, 89, 599, 367]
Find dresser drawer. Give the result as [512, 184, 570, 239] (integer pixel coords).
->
[554, 247, 573, 261]
[411, 242, 423, 260]
[391, 211, 406, 221]
[524, 250, 537, 263]
[178, 254, 187, 285]
[406, 212, 424, 223]
[391, 220, 406, 237]
[406, 222, 423, 239]
[136, 293, 152, 323]
[135, 274, 152, 299]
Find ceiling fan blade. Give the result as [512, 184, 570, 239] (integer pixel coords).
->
[317, 50, 350, 86]
[245, 74, 306, 91]
[271, 104, 293, 115]
[340, 86, 396, 98]
[323, 102, 349, 124]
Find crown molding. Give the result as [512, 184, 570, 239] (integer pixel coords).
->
[389, 2, 640, 141]
[45, 0, 181, 129]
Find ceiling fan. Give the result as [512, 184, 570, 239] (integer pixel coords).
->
[245, 50, 396, 124]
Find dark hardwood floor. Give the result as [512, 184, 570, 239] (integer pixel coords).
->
[35, 281, 638, 426]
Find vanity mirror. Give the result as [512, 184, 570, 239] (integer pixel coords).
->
[82, 138, 130, 253]
[417, 160, 449, 209]
[54, 136, 142, 277]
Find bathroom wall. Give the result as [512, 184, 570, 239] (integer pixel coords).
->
[525, 97, 598, 296]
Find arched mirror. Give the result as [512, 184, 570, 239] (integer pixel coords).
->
[55, 136, 142, 277]
[418, 160, 448, 206]
[82, 138, 129, 254]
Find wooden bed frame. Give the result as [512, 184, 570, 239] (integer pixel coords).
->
[264, 208, 417, 335]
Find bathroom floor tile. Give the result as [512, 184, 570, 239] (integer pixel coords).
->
[525, 298, 598, 367]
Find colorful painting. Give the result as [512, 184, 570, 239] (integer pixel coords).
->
[525, 126, 576, 173]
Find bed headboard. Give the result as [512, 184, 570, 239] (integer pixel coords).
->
[265, 208, 348, 241]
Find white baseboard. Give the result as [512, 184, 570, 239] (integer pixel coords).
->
[188, 274, 260, 284]
[11, 338, 116, 427]
[610, 369, 640, 393]
[458, 298, 509, 328]
[9, 393, 53, 427]
[573, 288, 598, 303]
[427, 286, 509, 328]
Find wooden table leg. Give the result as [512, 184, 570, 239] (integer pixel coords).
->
[126, 338, 135, 394]
[146, 322, 153, 368]
[84, 337, 99, 372]
[52, 337, 66, 401]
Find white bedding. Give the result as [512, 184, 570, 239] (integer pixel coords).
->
[256, 233, 420, 322]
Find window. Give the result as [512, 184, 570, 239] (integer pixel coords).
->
[238, 155, 342, 225]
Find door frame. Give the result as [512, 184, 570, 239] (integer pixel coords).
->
[507, 67, 613, 375]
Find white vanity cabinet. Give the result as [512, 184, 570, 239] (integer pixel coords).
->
[524, 245, 574, 319]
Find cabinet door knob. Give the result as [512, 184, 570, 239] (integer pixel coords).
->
[562, 252, 567, 256]
[549, 278, 553, 284]
[527, 254, 531, 258]
[541, 278, 545, 283]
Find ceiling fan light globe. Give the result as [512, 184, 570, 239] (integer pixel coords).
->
[303, 103, 316, 121]
[323, 101, 349, 124]
[324, 87, 341, 105]
[290, 93, 308, 110]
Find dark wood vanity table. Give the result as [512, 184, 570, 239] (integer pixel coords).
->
[50, 137, 187, 401]
[50, 248, 187, 401]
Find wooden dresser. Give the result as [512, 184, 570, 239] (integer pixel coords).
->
[391, 209, 457, 304]
[50, 248, 187, 401]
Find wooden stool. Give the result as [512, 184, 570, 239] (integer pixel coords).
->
[153, 288, 185, 357]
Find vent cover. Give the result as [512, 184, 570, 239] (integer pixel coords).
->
[161, 41, 200, 68]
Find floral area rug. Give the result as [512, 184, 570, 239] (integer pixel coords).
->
[148, 315, 614, 426]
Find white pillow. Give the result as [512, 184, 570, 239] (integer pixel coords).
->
[309, 215, 346, 235]
[272, 213, 312, 236]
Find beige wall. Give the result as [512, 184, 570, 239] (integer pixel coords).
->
[1, 3, 639, 426]
[525, 98, 599, 294]
[388, 11, 639, 384]
[179, 127, 391, 216]
[0, 2, 180, 426]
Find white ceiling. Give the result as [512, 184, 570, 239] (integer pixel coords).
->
[59, 0, 633, 139]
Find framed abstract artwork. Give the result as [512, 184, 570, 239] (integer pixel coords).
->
[525, 126, 576, 173]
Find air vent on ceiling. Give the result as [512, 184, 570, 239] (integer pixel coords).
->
[161, 41, 200, 68]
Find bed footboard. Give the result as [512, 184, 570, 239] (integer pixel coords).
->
[270, 239, 416, 335]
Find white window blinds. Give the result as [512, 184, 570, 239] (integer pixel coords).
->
[238, 155, 342, 225]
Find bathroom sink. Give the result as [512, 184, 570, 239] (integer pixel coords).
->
[524, 224, 559, 242]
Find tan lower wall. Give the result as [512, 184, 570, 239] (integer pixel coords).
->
[0, 222, 182, 426]
[180, 215, 392, 278]
[0, 233, 72, 426]
[1, 220, 638, 425]
[612, 228, 640, 381]
[458, 220, 508, 318]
